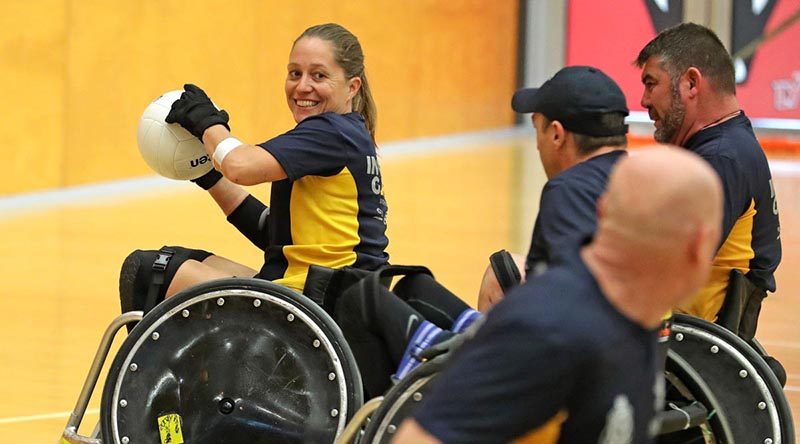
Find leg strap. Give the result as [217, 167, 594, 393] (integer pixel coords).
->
[303, 265, 374, 314]
[143, 247, 175, 313]
[119, 246, 213, 316]
[302, 264, 429, 315]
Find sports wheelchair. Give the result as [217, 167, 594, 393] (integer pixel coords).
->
[61, 278, 363, 444]
[333, 311, 795, 444]
[335, 269, 797, 444]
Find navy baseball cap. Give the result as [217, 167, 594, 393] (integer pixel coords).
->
[512, 66, 629, 136]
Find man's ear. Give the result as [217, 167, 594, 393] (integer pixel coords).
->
[596, 193, 607, 221]
[685, 67, 702, 98]
[551, 120, 566, 149]
[687, 222, 715, 265]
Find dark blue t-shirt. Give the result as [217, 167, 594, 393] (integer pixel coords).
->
[256, 112, 389, 291]
[526, 150, 626, 276]
[685, 112, 781, 291]
[414, 248, 660, 444]
[679, 112, 781, 319]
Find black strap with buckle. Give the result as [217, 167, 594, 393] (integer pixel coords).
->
[143, 247, 175, 313]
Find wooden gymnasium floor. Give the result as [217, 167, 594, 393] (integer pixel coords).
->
[0, 131, 797, 442]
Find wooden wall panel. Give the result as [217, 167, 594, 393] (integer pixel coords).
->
[1, 1, 67, 195]
[63, 0, 267, 185]
[383, 144, 518, 302]
[3, 0, 518, 193]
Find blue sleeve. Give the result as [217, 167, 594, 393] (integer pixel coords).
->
[413, 298, 578, 444]
[700, 154, 750, 246]
[528, 180, 598, 265]
[259, 114, 349, 181]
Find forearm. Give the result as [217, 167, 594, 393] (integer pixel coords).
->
[207, 177, 249, 216]
[196, 167, 270, 250]
[225, 194, 271, 250]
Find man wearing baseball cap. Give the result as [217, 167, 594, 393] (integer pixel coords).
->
[478, 66, 630, 311]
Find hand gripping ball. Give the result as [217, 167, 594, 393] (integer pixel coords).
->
[137, 90, 213, 180]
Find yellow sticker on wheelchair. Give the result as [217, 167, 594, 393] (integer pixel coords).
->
[157, 413, 184, 444]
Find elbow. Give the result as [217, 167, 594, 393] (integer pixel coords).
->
[224, 171, 248, 186]
[223, 168, 260, 186]
[220, 157, 259, 186]
[218, 147, 284, 185]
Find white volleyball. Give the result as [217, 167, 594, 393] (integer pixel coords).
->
[136, 90, 212, 180]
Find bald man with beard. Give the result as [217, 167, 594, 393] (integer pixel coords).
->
[392, 146, 723, 444]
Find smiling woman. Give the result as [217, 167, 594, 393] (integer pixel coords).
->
[286, 25, 376, 138]
[117, 23, 390, 320]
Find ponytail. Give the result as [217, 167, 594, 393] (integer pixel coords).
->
[354, 71, 377, 141]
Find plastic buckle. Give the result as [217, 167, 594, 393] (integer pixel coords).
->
[153, 248, 175, 272]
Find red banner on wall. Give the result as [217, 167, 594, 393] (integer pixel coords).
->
[565, 0, 800, 120]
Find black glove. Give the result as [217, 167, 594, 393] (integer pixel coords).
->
[191, 168, 223, 190]
[418, 317, 483, 361]
[165, 84, 230, 139]
[418, 332, 469, 361]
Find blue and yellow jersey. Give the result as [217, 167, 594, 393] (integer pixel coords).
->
[680, 112, 781, 320]
[257, 112, 389, 291]
[413, 249, 660, 443]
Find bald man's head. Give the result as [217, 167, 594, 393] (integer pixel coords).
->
[603, 145, 722, 239]
[597, 146, 722, 293]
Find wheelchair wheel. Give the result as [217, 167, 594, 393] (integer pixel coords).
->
[660, 314, 794, 444]
[359, 354, 448, 443]
[100, 278, 363, 444]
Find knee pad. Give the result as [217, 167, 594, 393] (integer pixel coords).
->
[119, 246, 213, 315]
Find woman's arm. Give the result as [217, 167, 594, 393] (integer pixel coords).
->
[198, 176, 270, 250]
[206, 176, 249, 216]
[203, 125, 287, 186]
[164, 84, 287, 186]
